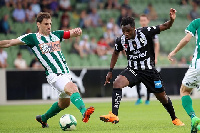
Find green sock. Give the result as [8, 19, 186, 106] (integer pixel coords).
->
[41, 102, 63, 122]
[181, 95, 196, 119]
[70, 92, 86, 115]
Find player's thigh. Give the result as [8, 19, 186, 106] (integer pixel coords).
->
[182, 67, 200, 93]
[141, 69, 165, 93]
[48, 73, 73, 98]
[58, 98, 71, 109]
[113, 75, 129, 88]
[117, 68, 140, 88]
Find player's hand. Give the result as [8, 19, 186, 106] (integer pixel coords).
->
[104, 72, 112, 86]
[71, 28, 82, 37]
[168, 51, 176, 62]
[169, 8, 176, 20]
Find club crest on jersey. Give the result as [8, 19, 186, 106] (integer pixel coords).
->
[124, 44, 128, 48]
[39, 41, 61, 54]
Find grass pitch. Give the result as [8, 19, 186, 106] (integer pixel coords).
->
[0, 99, 199, 133]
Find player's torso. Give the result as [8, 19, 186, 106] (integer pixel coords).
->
[27, 33, 69, 75]
[188, 19, 200, 69]
[120, 29, 155, 70]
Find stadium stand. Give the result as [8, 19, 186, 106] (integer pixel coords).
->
[0, 0, 199, 68]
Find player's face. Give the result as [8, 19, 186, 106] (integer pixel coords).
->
[139, 16, 149, 27]
[37, 18, 52, 35]
[122, 24, 135, 39]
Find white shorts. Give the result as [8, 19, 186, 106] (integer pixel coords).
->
[46, 73, 72, 98]
[182, 67, 200, 90]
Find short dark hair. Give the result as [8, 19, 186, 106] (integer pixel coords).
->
[120, 17, 135, 27]
[140, 14, 149, 19]
[36, 12, 51, 23]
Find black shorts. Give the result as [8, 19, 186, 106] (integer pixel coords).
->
[120, 68, 165, 93]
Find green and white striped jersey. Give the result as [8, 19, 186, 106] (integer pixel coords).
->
[17, 30, 69, 75]
[185, 18, 200, 69]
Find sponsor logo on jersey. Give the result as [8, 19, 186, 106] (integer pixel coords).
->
[39, 41, 61, 54]
[154, 80, 162, 88]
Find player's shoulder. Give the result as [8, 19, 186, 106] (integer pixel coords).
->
[18, 33, 36, 39]
[190, 18, 200, 24]
[115, 34, 125, 43]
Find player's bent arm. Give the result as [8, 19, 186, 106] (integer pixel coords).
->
[159, 8, 176, 31]
[0, 39, 24, 48]
[168, 33, 192, 61]
[172, 33, 192, 54]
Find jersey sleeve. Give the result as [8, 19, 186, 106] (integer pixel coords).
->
[17, 33, 35, 46]
[153, 34, 159, 43]
[52, 30, 64, 42]
[114, 37, 123, 52]
[141, 25, 160, 37]
[185, 19, 200, 36]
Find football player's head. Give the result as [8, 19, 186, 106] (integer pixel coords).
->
[36, 12, 52, 35]
[139, 14, 150, 27]
[121, 17, 135, 39]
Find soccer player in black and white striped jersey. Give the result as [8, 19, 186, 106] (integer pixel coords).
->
[135, 14, 160, 105]
[100, 8, 184, 126]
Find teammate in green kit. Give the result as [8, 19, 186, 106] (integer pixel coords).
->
[0, 12, 95, 128]
[168, 18, 200, 133]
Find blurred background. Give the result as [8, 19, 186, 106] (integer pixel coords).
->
[0, 0, 198, 69]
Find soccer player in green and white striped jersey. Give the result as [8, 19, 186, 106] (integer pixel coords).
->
[0, 12, 94, 128]
[168, 18, 200, 133]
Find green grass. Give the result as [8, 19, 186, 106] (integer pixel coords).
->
[0, 99, 200, 133]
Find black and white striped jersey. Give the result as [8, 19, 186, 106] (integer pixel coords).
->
[115, 25, 160, 70]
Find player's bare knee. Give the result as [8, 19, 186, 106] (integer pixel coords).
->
[64, 82, 79, 96]
[113, 80, 123, 88]
[180, 84, 191, 97]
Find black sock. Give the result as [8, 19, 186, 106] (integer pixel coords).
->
[146, 92, 150, 101]
[112, 88, 122, 116]
[136, 84, 141, 99]
[162, 97, 176, 120]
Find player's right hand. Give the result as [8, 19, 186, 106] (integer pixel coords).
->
[168, 51, 176, 62]
[104, 72, 112, 86]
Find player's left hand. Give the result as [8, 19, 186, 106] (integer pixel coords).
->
[169, 8, 176, 20]
[168, 51, 176, 62]
[71, 28, 82, 37]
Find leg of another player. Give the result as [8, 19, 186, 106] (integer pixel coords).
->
[154, 91, 184, 126]
[135, 83, 143, 105]
[65, 82, 94, 123]
[180, 84, 200, 132]
[145, 92, 150, 105]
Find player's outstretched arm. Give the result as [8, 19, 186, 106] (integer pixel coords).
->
[168, 33, 192, 61]
[159, 8, 176, 31]
[69, 27, 82, 38]
[0, 39, 24, 48]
